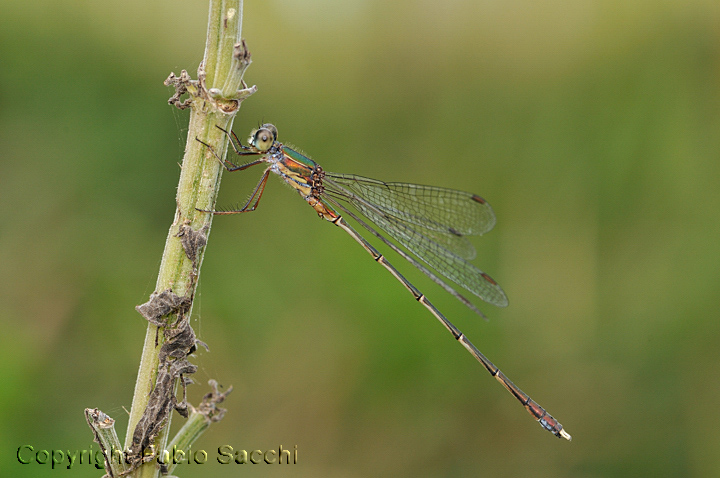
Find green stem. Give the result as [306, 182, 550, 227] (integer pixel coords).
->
[163, 380, 231, 475]
[123, 1, 251, 477]
[85, 408, 129, 477]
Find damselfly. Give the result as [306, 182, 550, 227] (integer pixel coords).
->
[197, 124, 571, 440]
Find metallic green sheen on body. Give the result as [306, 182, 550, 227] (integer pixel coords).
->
[283, 146, 317, 168]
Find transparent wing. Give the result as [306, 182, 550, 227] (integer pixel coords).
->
[324, 175, 508, 307]
[326, 174, 496, 260]
[327, 174, 496, 234]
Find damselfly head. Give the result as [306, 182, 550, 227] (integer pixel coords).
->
[249, 124, 278, 152]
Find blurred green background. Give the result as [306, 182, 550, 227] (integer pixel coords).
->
[2, 0, 719, 476]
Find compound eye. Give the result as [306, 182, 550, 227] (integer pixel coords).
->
[249, 124, 278, 152]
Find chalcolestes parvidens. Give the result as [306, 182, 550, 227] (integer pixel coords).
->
[197, 124, 571, 440]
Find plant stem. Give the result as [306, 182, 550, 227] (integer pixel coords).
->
[85, 408, 129, 477]
[123, 1, 251, 477]
[163, 380, 232, 475]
